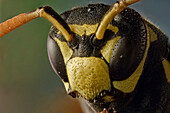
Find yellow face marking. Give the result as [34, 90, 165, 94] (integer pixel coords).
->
[54, 37, 73, 64]
[107, 24, 119, 34]
[162, 59, 170, 83]
[66, 57, 111, 100]
[112, 23, 150, 93]
[69, 24, 98, 36]
[101, 36, 120, 63]
[63, 81, 69, 92]
[56, 24, 119, 36]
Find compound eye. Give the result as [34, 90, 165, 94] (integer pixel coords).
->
[109, 37, 141, 80]
[109, 8, 147, 81]
[47, 36, 68, 82]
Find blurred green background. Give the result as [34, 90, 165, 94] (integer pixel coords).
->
[0, 0, 170, 113]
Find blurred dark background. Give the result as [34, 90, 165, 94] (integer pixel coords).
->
[0, 0, 170, 113]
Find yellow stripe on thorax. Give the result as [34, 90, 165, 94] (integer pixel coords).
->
[148, 26, 157, 42]
[162, 59, 170, 83]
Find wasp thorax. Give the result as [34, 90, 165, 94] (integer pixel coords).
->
[66, 57, 111, 100]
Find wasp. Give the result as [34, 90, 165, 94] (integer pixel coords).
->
[0, 0, 170, 112]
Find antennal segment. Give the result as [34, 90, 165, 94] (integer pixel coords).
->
[0, 6, 73, 42]
[0, 9, 40, 37]
[39, 6, 73, 41]
[95, 0, 141, 40]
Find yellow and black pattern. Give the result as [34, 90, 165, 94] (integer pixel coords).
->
[47, 3, 170, 113]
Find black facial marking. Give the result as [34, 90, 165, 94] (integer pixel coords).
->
[91, 35, 103, 47]
[61, 4, 110, 25]
[68, 34, 79, 49]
